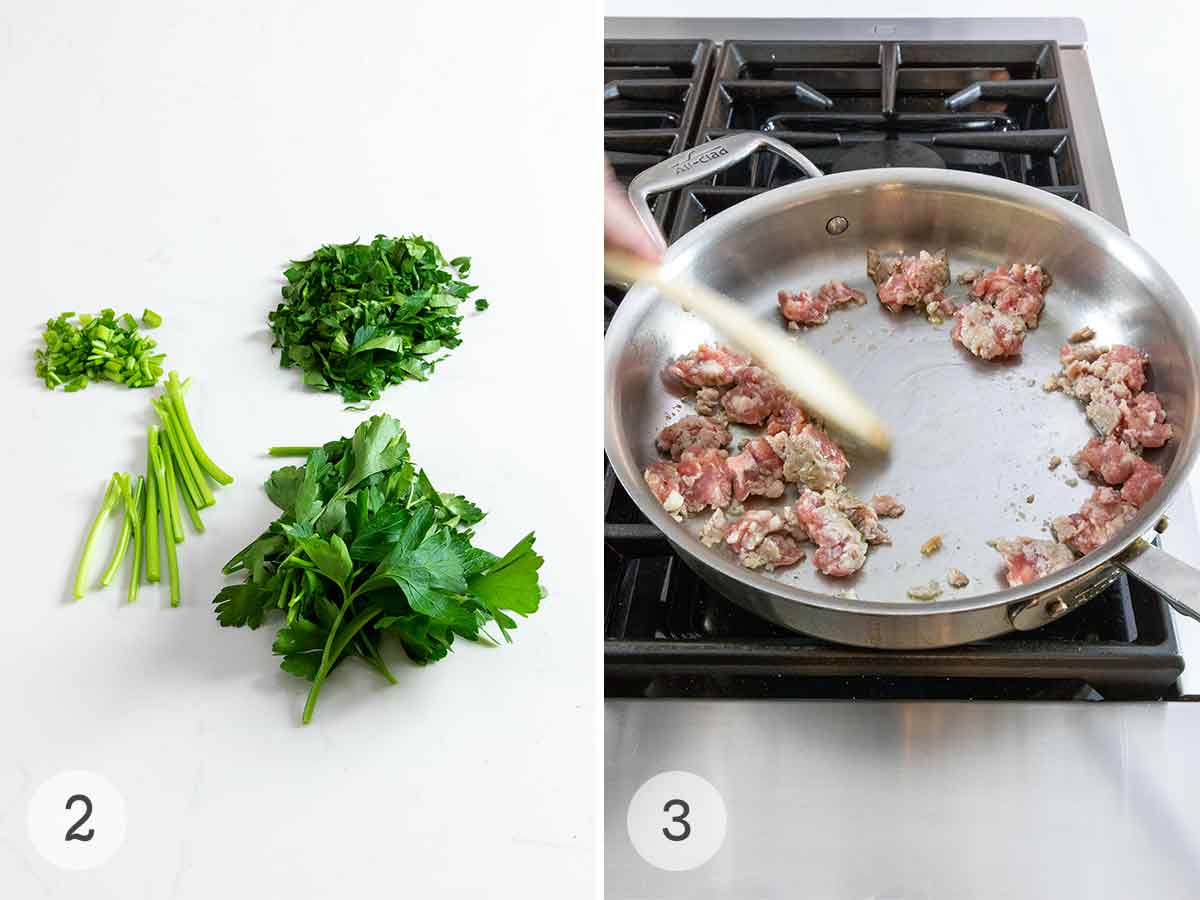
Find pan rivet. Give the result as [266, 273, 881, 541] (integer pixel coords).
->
[826, 216, 849, 236]
[1046, 598, 1068, 618]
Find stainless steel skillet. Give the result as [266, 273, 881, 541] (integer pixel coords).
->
[605, 133, 1200, 649]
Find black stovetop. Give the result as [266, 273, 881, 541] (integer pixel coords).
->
[603, 36, 1185, 701]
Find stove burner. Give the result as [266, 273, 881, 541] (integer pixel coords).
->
[832, 141, 947, 173]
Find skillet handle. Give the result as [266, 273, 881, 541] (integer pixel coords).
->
[1117, 539, 1200, 625]
[628, 133, 824, 254]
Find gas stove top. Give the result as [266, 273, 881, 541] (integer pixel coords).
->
[603, 18, 1188, 703]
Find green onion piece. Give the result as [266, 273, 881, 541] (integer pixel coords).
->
[73, 475, 122, 600]
[127, 476, 146, 603]
[169, 439, 205, 533]
[99, 473, 135, 587]
[165, 371, 232, 485]
[142, 309, 162, 328]
[145, 428, 161, 583]
[163, 397, 214, 507]
[267, 446, 319, 457]
[159, 435, 184, 544]
[153, 398, 211, 509]
[149, 443, 181, 607]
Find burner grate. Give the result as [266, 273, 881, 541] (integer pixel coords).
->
[662, 40, 1087, 242]
[604, 40, 715, 232]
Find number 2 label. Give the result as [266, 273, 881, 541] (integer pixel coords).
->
[27, 771, 125, 870]
[64, 794, 95, 842]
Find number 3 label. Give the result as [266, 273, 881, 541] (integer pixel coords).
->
[627, 771, 727, 872]
[27, 771, 126, 870]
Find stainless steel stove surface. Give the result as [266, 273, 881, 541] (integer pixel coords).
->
[605, 20, 1200, 895]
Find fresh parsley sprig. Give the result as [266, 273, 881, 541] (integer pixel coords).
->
[215, 413, 543, 724]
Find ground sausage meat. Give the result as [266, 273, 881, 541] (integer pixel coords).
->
[777, 280, 868, 326]
[676, 447, 733, 513]
[1072, 436, 1139, 485]
[666, 343, 751, 389]
[699, 509, 728, 547]
[789, 489, 868, 578]
[951, 301, 1027, 359]
[656, 414, 731, 461]
[992, 537, 1075, 587]
[1084, 386, 1130, 438]
[947, 568, 970, 588]
[1053, 343, 1148, 400]
[721, 366, 784, 425]
[1120, 457, 1164, 508]
[818, 279, 868, 309]
[869, 495, 905, 517]
[764, 397, 807, 437]
[726, 436, 786, 502]
[694, 387, 723, 416]
[643, 462, 685, 517]
[724, 510, 806, 571]
[907, 580, 944, 601]
[777, 289, 825, 325]
[767, 423, 849, 490]
[969, 262, 1051, 328]
[1051, 486, 1138, 556]
[825, 488, 891, 545]
[1119, 391, 1172, 449]
[867, 248, 951, 313]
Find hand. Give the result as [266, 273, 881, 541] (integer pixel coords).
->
[604, 159, 664, 262]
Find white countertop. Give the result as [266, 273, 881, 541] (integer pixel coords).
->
[0, 2, 598, 897]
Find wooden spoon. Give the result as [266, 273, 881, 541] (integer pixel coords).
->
[605, 248, 892, 453]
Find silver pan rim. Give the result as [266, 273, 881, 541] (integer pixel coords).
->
[604, 167, 1200, 621]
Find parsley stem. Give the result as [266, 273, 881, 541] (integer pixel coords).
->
[100, 474, 135, 587]
[268, 446, 318, 457]
[302, 587, 361, 724]
[73, 474, 122, 600]
[358, 633, 396, 684]
[332, 606, 384, 663]
[145, 429, 161, 583]
[150, 443, 181, 607]
[127, 476, 146, 604]
[166, 371, 233, 485]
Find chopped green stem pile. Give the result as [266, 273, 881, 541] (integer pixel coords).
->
[268, 235, 485, 404]
[215, 413, 544, 724]
[36, 309, 167, 391]
[72, 372, 231, 605]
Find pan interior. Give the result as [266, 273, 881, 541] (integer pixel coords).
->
[608, 174, 1199, 607]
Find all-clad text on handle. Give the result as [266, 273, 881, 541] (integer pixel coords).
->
[627, 133, 823, 253]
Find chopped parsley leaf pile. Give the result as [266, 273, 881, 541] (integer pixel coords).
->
[269, 235, 484, 404]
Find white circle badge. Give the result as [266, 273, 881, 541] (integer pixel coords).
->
[27, 770, 127, 871]
[626, 770, 727, 872]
